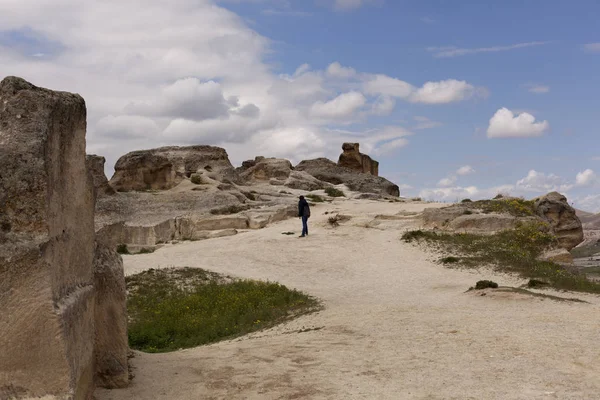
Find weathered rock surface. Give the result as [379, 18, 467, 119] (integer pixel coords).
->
[533, 192, 584, 251]
[109, 145, 239, 192]
[338, 143, 379, 176]
[0, 77, 96, 398]
[283, 171, 327, 191]
[423, 207, 539, 233]
[295, 158, 399, 197]
[93, 242, 128, 388]
[87, 154, 116, 196]
[240, 157, 293, 182]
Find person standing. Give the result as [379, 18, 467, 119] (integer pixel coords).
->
[298, 195, 310, 237]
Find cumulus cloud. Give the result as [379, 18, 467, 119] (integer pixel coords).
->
[437, 176, 457, 187]
[371, 95, 396, 116]
[364, 76, 482, 105]
[363, 74, 414, 98]
[487, 108, 549, 138]
[310, 91, 366, 120]
[456, 165, 475, 175]
[326, 62, 356, 78]
[96, 115, 161, 139]
[409, 79, 477, 104]
[124, 78, 234, 121]
[575, 169, 597, 186]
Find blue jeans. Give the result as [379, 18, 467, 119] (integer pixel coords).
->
[301, 216, 309, 236]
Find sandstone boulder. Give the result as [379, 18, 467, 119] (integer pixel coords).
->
[338, 143, 379, 176]
[240, 157, 293, 182]
[0, 77, 96, 398]
[109, 145, 239, 191]
[296, 158, 399, 197]
[93, 242, 128, 388]
[533, 192, 583, 251]
[87, 154, 116, 196]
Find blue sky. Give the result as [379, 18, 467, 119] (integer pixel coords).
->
[0, 0, 599, 209]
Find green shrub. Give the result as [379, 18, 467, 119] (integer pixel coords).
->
[461, 198, 472, 203]
[116, 244, 129, 254]
[324, 187, 345, 197]
[440, 256, 460, 264]
[190, 174, 203, 184]
[474, 280, 499, 289]
[306, 194, 324, 203]
[126, 268, 320, 353]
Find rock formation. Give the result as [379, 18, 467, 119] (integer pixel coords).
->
[421, 193, 584, 252]
[109, 145, 239, 191]
[534, 192, 584, 251]
[239, 157, 293, 182]
[296, 158, 399, 197]
[87, 154, 116, 196]
[338, 143, 379, 176]
[0, 76, 128, 398]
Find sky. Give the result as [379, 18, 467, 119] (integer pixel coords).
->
[1, 0, 599, 210]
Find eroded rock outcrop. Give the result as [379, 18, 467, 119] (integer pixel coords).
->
[534, 192, 584, 251]
[296, 158, 399, 197]
[338, 143, 379, 176]
[240, 157, 293, 182]
[87, 154, 116, 196]
[109, 145, 239, 191]
[0, 77, 97, 398]
[0, 77, 128, 398]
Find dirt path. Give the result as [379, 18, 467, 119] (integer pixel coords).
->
[96, 200, 600, 400]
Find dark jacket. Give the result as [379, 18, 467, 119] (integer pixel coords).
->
[298, 198, 310, 218]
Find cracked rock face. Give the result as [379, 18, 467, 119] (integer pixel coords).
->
[534, 191, 584, 251]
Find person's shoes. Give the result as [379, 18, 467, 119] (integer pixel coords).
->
[298, 235, 305, 238]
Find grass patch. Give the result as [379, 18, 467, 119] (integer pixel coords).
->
[126, 267, 320, 353]
[116, 244, 129, 255]
[468, 198, 535, 217]
[324, 187, 345, 197]
[210, 204, 250, 215]
[402, 223, 600, 294]
[306, 194, 324, 203]
[440, 256, 460, 264]
[190, 174, 203, 185]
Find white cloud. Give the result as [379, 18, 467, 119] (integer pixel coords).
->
[363, 74, 414, 98]
[516, 170, 570, 192]
[409, 79, 476, 104]
[364, 76, 483, 105]
[413, 116, 442, 130]
[575, 169, 598, 186]
[427, 41, 550, 58]
[487, 108, 549, 138]
[96, 115, 160, 139]
[456, 165, 475, 175]
[583, 43, 600, 53]
[526, 84, 550, 94]
[124, 78, 234, 121]
[326, 62, 356, 78]
[437, 176, 457, 187]
[310, 91, 366, 120]
[371, 95, 396, 116]
[574, 194, 600, 213]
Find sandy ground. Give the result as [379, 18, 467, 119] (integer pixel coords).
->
[96, 199, 600, 400]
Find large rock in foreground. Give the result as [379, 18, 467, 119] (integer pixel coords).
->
[240, 157, 293, 182]
[338, 143, 379, 176]
[0, 77, 96, 398]
[296, 158, 399, 197]
[534, 192, 583, 251]
[109, 145, 239, 191]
